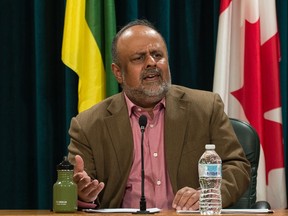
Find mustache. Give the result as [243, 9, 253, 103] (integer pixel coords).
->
[140, 68, 161, 79]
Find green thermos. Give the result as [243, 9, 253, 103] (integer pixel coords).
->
[53, 156, 77, 212]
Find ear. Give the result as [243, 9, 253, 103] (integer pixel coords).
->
[111, 63, 123, 84]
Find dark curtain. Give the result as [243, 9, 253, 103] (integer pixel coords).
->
[115, 0, 220, 91]
[0, 0, 78, 209]
[0, 0, 286, 209]
[277, 0, 288, 194]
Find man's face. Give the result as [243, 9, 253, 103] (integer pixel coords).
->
[112, 25, 171, 107]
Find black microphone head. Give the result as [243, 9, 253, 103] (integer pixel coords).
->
[139, 115, 147, 128]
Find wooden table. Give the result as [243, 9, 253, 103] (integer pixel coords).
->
[0, 209, 286, 216]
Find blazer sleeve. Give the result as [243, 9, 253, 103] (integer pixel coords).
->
[210, 94, 251, 208]
[165, 87, 250, 208]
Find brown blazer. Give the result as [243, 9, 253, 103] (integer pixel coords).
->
[68, 85, 250, 208]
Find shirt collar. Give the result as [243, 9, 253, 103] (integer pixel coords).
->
[124, 93, 166, 117]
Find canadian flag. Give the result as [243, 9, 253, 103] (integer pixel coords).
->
[213, 0, 286, 209]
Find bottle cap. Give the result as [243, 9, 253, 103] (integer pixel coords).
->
[205, 144, 215, 150]
[57, 156, 74, 170]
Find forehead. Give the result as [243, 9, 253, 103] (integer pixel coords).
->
[117, 25, 166, 53]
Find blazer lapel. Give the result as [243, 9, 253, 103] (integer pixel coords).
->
[104, 93, 134, 179]
[164, 87, 190, 192]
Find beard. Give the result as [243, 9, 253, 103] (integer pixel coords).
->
[122, 68, 171, 107]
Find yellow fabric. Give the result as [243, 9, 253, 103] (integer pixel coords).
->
[62, 0, 105, 112]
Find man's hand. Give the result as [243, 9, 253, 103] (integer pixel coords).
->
[172, 187, 200, 210]
[73, 155, 105, 203]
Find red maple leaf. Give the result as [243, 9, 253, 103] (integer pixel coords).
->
[231, 20, 284, 184]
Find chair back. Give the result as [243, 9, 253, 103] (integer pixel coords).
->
[229, 118, 260, 208]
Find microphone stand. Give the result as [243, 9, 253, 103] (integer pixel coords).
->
[134, 121, 154, 214]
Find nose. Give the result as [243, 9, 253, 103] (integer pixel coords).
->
[146, 54, 157, 68]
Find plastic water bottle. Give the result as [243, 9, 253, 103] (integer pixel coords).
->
[198, 144, 222, 215]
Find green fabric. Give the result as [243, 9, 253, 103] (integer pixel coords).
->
[0, 0, 78, 209]
[0, 0, 287, 209]
[85, 0, 118, 97]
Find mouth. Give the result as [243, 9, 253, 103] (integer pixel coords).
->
[143, 73, 161, 81]
[142, 68, 162, 82]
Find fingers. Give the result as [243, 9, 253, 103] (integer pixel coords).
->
[78, 179, 105, 203]
[73, 155, 105, 203]
[74, 155, 84, 173]
[74, 172, 91, 190]
[172, 187, 200, 210]
[85, 180, 105, 201]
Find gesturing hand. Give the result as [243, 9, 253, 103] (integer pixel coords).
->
[172, 187, 200, 210]
[73, 155, 105, 203]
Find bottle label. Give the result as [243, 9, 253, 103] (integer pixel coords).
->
[199, 164, 222, 177]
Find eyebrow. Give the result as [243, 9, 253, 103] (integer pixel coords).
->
[134, 48, 162, 55]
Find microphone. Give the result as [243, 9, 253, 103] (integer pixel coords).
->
[134, 115, 154, 214]
[139, 115, 147, 132]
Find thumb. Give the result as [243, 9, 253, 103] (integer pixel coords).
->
[74, 155, 84, 173]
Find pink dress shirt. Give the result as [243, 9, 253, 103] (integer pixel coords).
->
[122, 94, 174, 210]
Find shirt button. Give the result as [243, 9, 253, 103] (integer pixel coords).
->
[150, 124, 154, 128]
[137, 108, 142, 111]
[153, 152, 158, 157]
[156, 180, 161, 186]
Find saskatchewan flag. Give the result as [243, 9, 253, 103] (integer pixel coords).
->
[62, 0, 118, 112]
